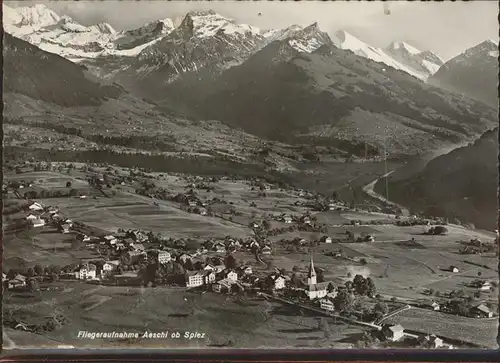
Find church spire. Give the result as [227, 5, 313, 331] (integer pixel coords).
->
[307, 252, 317, 285]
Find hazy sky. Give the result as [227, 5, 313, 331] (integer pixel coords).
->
[5, 1, 499, 61]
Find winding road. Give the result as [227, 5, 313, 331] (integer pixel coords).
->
[362, 171, 409, 217]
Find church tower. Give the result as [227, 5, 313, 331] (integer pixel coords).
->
[307, 253, 317, 286]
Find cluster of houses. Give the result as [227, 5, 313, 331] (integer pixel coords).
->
[24, 201, 76, 232]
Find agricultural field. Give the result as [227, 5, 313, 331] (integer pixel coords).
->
[3, 282, 365, 349]
[3, 167, 498, 349]
[383, 307, 498, 348]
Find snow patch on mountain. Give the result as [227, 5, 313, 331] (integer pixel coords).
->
[332, 30, 427, 80]
[388, 41, 421, 56]
[3, 4, 60, 28]
[182, 10, 260, 38]
[421, 59, 441, 74]
[262, 23, 332, 54]
[90, 23, 116, 35]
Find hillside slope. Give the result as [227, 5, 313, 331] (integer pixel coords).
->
[3, 33, 122, 106]
[383, 128, 498, 230]
[172, 41, 496, 156]
[429, 40, 499, 107]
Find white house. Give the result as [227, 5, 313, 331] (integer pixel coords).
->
[185, 271, 204, 288]
[104, 235, 117, 245]
[31, 218, 46, 228]
[178, 253, 191, 264]
[59, 223, 71, 234]
[203, 270, 216, 285]
[25, 214, 38, 221]
[224, 270, 238, 282]
[431, 302, 440, 311]
[319, 298, 335, 312]
[480, 281, 493, 291]
[77, 233, 91, 243]
[214, 243, 226, 253]
[204, 264, 215, 271]
[261, 246, 272, 255]
[158, 251, 171, 264]
[29, 202, 44, 211]
[426, 334, 444, 348]
[102, 260, 120, 277]
[321, 236, 333, 244]
[8, 274, 27, 289]
[449, 266, 459, 273]
[382, 324, 405, 342]
[212, 278, 233, 293]
[269, 274, 286, 290]
[283, 216, 293, 224]
[76, 264, 97, 280]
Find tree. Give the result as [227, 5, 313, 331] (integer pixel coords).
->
[184, 259, 194, 271]
[333, 290, 354, 312]
[225, 254, 237, 270]
[26, 268, 34, 278]
[366, 277, 376, 297]
[327, 282, 335, 293]
[34, 264, 43, 276]
[26, 278, 39, 292]
[374, 302, 388, 315]
[7, 269, 17, 280]
[66, 181, 72, 188]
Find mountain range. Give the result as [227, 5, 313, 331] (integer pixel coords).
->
[3, 32, 123, 107]
[3, 4, 497, 157]
[429, 40, 499, 107]
[4, 4, 443, 80]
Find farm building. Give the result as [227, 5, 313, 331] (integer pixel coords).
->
[471, 304, 493, 318]
[31, 218, 45, 228]
[29, 202, 44, 211]
[320, 236, 332, 244]
[382, 324, 404, 342]
[449, 266, 459, 273]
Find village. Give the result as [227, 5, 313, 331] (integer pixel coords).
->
[2, 161, 499, 349]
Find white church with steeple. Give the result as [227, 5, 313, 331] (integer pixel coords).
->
[305, 253, 328, 300]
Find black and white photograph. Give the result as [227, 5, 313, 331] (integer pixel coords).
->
[2, 0, 499, 351]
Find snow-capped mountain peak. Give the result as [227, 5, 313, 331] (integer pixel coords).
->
[388, 40, 422, 55]
[262, 22, 332, 54]
[332, 30, 435, 80]
[178, 10, 260, 38]
[4, 4, 61, 28]
[91, 22, 116, 35]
